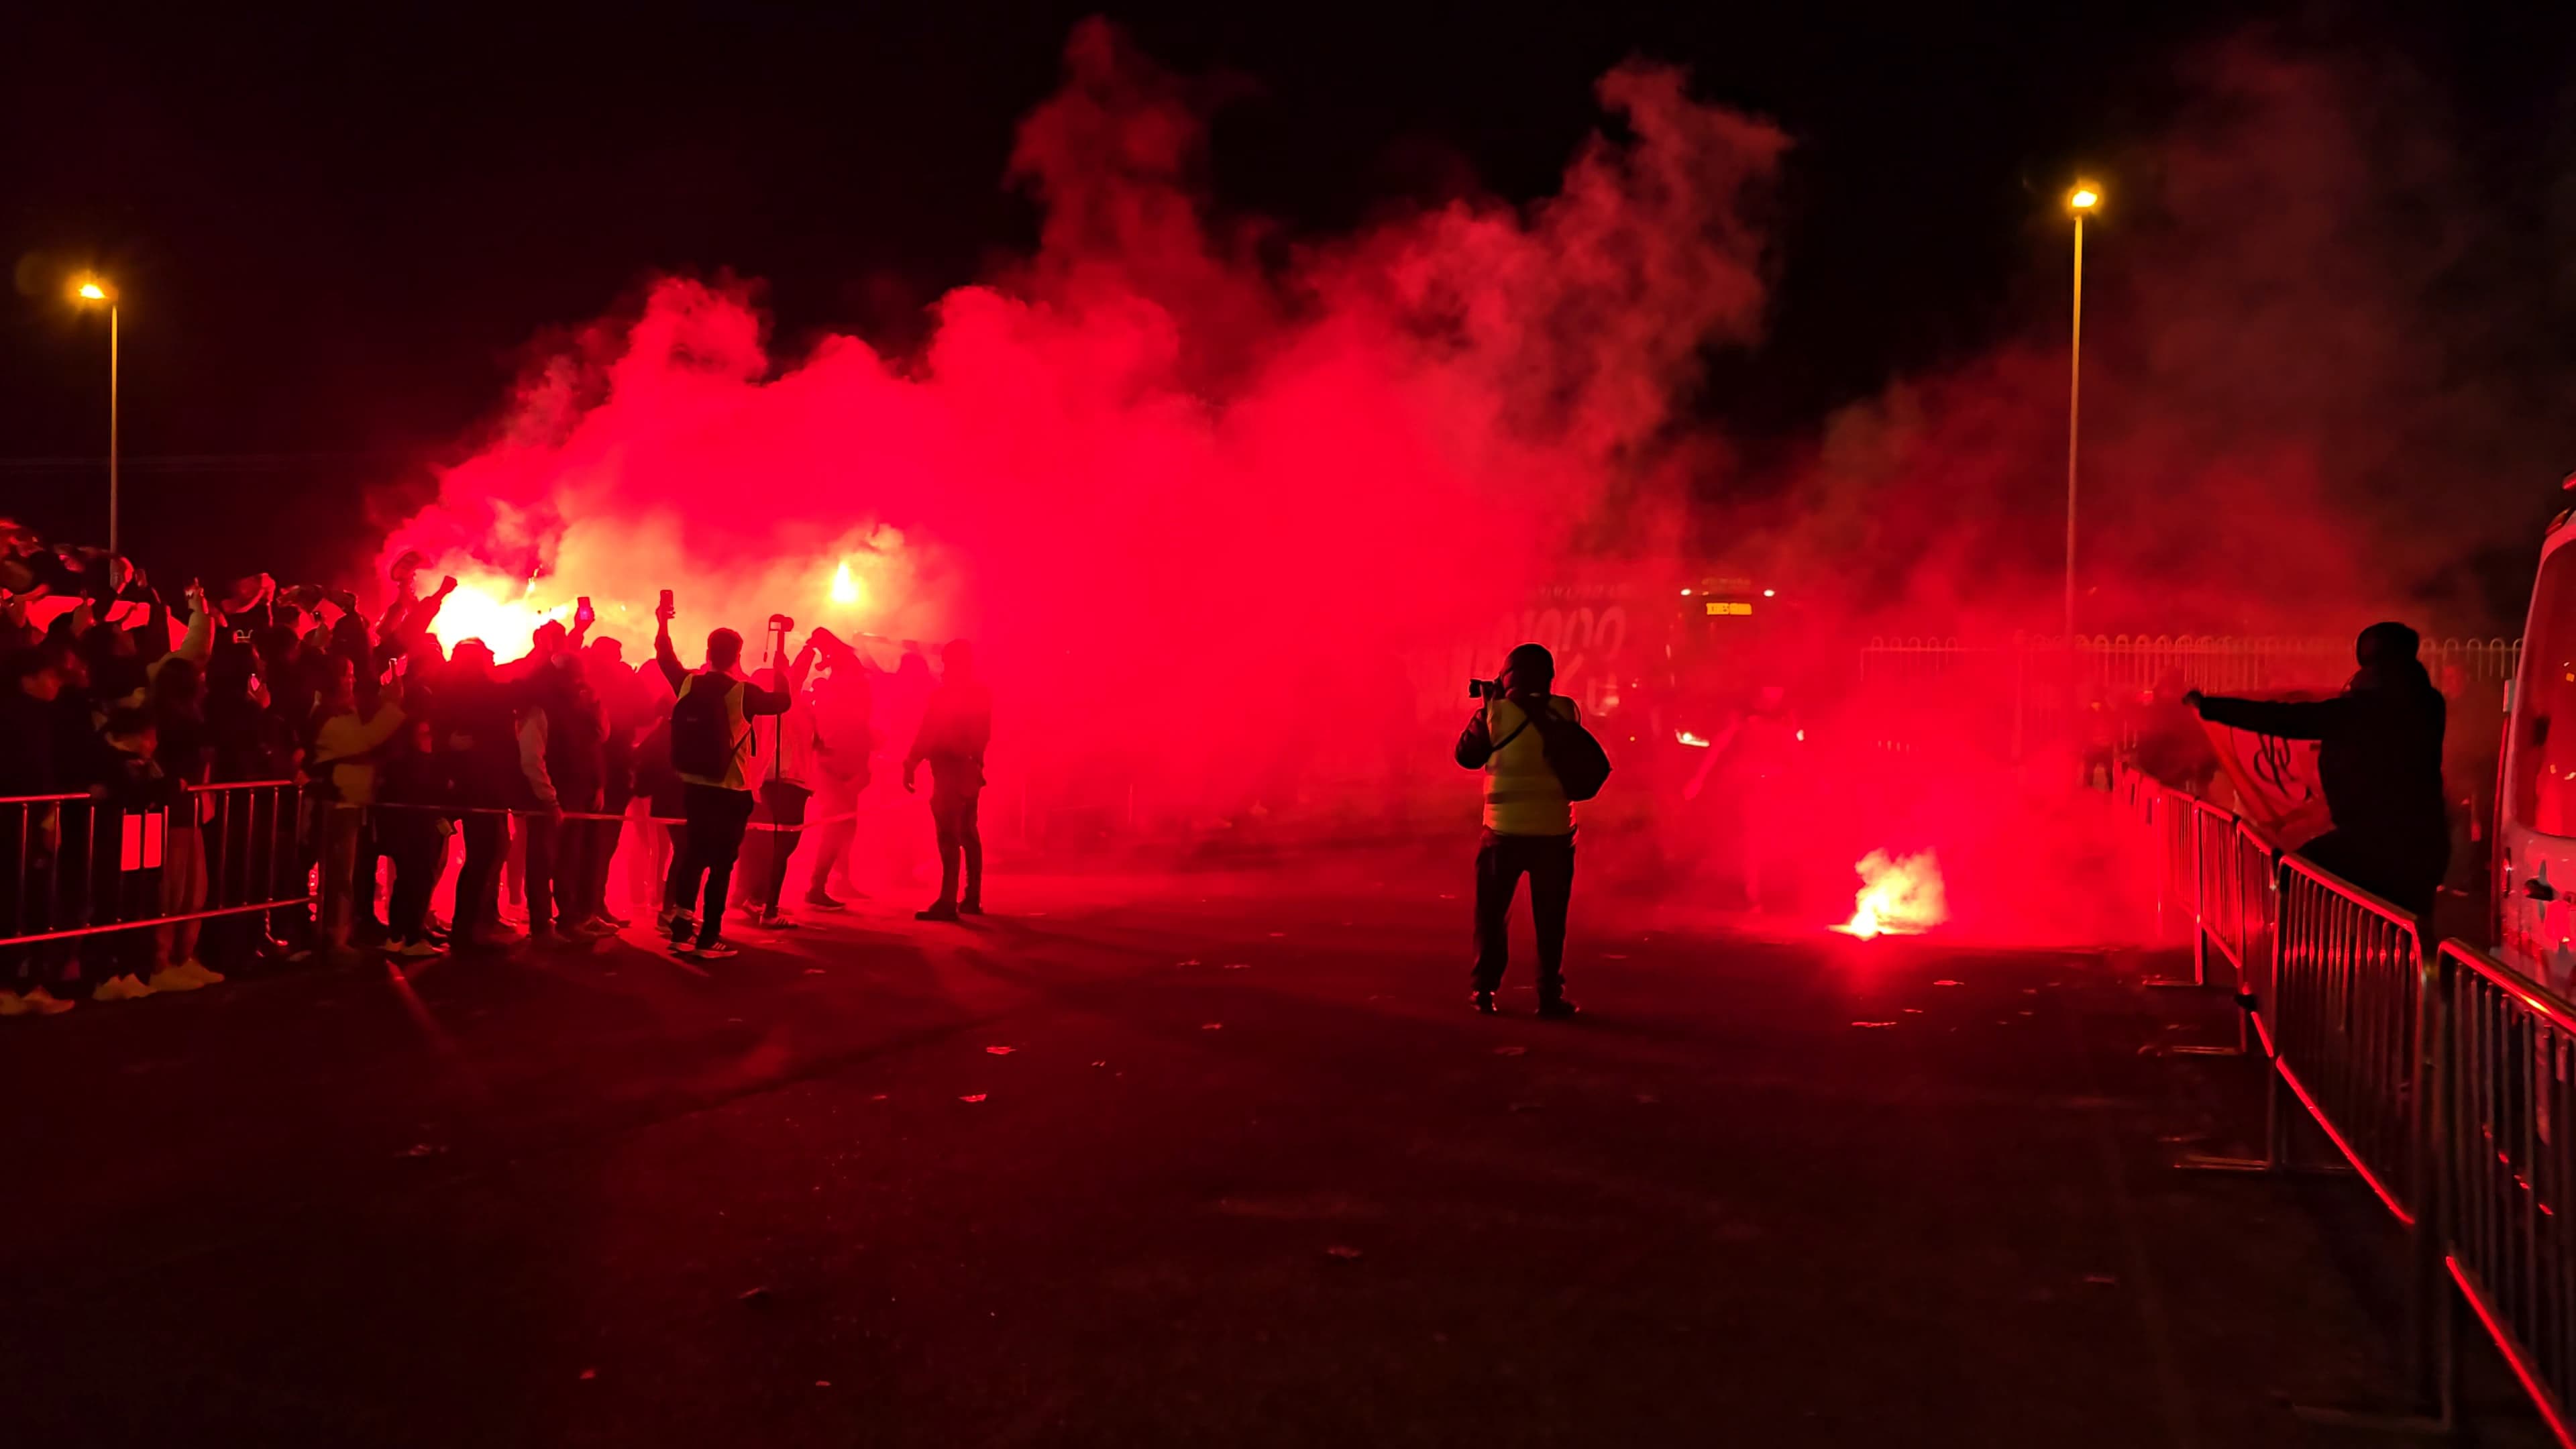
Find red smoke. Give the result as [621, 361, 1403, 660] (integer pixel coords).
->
[382, 21, 1786, 830]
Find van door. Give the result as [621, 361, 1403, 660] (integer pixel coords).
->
[2498, 519, 2576, 987]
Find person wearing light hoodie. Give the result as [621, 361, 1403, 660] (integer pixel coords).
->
[307, 660, 405, 956]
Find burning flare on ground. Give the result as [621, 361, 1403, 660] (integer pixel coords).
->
[1834, 849, 1947, 939]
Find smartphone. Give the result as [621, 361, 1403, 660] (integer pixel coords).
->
[657, 588, 674, 617]
[576, 596, 596, 625]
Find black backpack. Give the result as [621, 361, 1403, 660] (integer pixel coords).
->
[669, 673, 742, 780]
[1526, 700, 1613, 802]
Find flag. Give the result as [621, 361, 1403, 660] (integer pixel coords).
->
[2200, 696, 2332, 847]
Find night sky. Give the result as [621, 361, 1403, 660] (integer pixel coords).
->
[1, 2, 2565, 588]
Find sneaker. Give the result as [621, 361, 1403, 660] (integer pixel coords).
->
[528, 924, 566, 948]
[176, 959, 226, 987]
[655, 906, 677, 932]
[596, 910, 633, 928]
[667, 913, 696, 948]
[0, 990, 28, 1018]
[1536, 996, 1582, 1020]
[694, 939, 740, 961]
[148, 965, 211, 994]
[472, 923, 527, 949]
[803, 890, 847, 912]
[916, 902, 961, 923]
[21, 987, 74, 1016]
[755, 910, 800, 930]
[394, 938, 443, 959]
[958, 900, 983, 917]
[574, 917, 619, 940]
[93, 973, 155, 1002]
[1470, 990, 1499, 1016]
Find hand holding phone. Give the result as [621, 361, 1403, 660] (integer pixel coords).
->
[576, 596, 596, 625]
[655, 589, 676, 622]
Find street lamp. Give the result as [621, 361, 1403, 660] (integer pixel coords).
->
[2063, 183, 2099, 639]
[70, 276, 119, 555]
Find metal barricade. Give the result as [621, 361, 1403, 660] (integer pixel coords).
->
[2439, 940, 2576, 1445]
[0, 780, 309, 955]
[2271, 855, 2434, 1222]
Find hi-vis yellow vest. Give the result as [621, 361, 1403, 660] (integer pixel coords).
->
[1484, 695, 1579, 835]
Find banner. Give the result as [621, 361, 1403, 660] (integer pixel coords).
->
[2201, 698, 2331, 847]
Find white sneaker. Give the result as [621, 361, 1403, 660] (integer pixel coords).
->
[394, 938, 443, 959]
[176, 959, 226, 986]
[147, 965, 210, 994]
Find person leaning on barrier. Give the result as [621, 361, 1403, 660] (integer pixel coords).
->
[2186, 621, 2448, 922]
[1454, 642, 1583, 1020]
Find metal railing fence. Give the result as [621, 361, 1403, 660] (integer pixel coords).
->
[0, 780, 308, 953]
[2117, 763, 2576, 1436]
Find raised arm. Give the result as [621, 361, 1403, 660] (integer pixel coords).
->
[651, 593, 688, 692]
[2190, 692, 2353, 743]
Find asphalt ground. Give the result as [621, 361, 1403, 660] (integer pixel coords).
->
[0, 850, 2550, 1446]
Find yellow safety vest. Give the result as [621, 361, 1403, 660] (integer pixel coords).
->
[1483, 695, 1578, 836]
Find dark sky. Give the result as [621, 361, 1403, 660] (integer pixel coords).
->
[0, 1, 2561, 581]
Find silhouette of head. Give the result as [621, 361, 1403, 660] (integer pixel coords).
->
[942, 639, 977, 679]
[1502, 643, 1554, 695]
[2356, 622, 2420, 669]
[706, 629, 743, 672]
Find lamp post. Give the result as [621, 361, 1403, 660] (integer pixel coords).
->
[72, 278, 118, 555]
[2063, 184, 2098, 639]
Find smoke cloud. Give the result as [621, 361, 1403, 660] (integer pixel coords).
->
[382, 20, 1784, 835]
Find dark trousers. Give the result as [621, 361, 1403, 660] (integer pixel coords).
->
[586, 784, 629, 921]
[384, 820, 445, 944]
[1472, 830, 1575, 997]
[931, 787, 982, 908]
[672, 783, 755, 946]
[453, 812, 508, 941]
[352, 818, 384, 932]
[2302, 828, 2448, 926]
[524, 807, 596, 929]
[745, 780, 812, 911]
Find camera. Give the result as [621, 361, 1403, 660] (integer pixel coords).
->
[768, 613, 796, 633]
[1468, 678, 1505, 701]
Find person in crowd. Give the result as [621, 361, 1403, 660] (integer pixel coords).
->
[632, 665, 685, 931]
[89, 704, 184, 998]
[739, 630, 830, 928]
[1454, 643, 1581, 1019]
[520, 647, 612, 943]
[652, 593, 799, 960]
[377, 714, 455, 958]
[433, 639, 532, 950]
[2187, 621, 2449, 921]
[307, 657, 406, 957]
[904, 639, 991, 923]
[150, 655, 221, 985]
[0, 644, 80, 1016]
[804, 636, 874, 910]
[586, 635, 643, 928]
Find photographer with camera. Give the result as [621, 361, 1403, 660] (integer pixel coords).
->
[1455, 643, 1611, 1019]
[651, 592, 800, 961]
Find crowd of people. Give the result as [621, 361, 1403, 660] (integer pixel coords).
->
[0, 527, 992, 1018]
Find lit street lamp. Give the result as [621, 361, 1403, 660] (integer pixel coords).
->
[71, 276, 119, 555]
[2063, 183, 2098, 639]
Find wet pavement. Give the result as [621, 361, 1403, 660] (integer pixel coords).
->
[0, 854, 2548, 1446]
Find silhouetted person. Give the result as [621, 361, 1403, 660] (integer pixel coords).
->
[906, 640, 990, 922]
[2188, 621, 2448, 920]
[651, 594, 797, 960]
[1455, 642, 1580, 1018]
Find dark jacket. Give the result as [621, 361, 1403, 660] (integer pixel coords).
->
[2197, 665, 2447, 867]
[0, 689, 61, 796]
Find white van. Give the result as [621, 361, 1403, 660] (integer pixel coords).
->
[2498, 508, 2576, 986]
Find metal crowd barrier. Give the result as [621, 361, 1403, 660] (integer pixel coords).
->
[2120, 764, 2576, 1433]
[2440, 939, 2576, 1444]
[0, 780, 309, 953]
